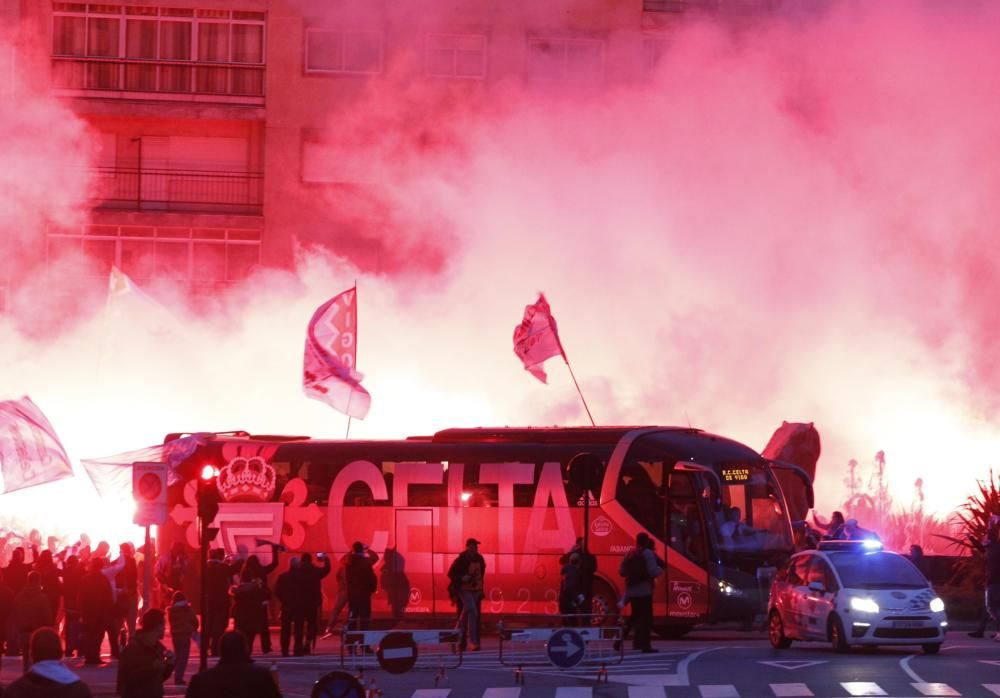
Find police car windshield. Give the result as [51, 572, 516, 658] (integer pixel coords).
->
[828, 551, 928, 589]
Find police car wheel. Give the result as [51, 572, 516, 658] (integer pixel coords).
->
[922, 643, 941, 655]
[768, 610, 792, 649]
[829, 615, 849, 653]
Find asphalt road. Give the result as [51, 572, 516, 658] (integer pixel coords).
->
[11, 629, 1000, 697]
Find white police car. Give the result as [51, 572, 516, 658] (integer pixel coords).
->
[768, 540, 947, 654]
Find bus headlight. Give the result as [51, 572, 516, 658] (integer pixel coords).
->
[717, 580, 743, 596]
[929, 597, 945, 613]
[850, 597, 880, 614]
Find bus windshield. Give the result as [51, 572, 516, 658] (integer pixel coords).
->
[710, 463, 793, 555]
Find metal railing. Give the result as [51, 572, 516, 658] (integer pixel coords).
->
[92, 167, 264, 215]
[52, 56, 265, 103]
[644, 0, 780, 12]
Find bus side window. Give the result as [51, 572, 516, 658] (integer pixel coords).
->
[668, 472, 708, 566]
[616, 459, 662, 536]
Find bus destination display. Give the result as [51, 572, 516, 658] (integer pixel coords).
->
[721, 465, 751, 483]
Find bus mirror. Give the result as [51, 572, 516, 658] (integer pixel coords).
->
[569, 452, 602, 494]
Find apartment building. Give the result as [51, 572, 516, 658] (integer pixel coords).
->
[3, 0, 790, 307]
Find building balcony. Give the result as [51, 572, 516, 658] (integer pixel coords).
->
[92, 167, 263, 216]
[52, 56, 264, 106]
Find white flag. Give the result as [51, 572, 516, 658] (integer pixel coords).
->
[0, 396, 74, 493]
[513, 293, 566, 383]
[303, 287, 371, 419]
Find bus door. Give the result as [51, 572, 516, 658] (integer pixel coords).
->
[393, 508, 437, 616]
[663, 466, 711, 622]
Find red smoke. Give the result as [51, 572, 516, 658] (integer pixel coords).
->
[3, 2, 1000, 539]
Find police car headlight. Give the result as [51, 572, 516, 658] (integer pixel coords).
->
[850, 597, 880, 614]
[929, 597, 945, 613]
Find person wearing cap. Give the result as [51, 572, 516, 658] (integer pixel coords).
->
[447, 538, 486, 651]
[4, 626, 94, 697]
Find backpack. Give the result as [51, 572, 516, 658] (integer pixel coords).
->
[623, 550, 650, 585]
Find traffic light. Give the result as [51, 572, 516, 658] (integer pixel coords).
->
[196, 465, 220, 539]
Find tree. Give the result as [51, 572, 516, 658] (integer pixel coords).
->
[939, 469, 1000, 587]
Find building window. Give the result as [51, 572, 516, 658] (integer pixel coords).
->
[51, 5, 266, 100]
[46, 225, 261, 285]
[304, 29, 383, 75]
[642, 37, 669, 77]
[526, 36, 605, 86]
[425, 33, 486, 79]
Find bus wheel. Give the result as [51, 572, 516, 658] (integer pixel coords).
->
[590, 579, 617, 625]
[655, 624, 694, 640]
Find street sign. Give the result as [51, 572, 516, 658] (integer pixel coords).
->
[376, 631, 418, 674]
[547, 628, 585, 668]
[133, 461, 167, 526]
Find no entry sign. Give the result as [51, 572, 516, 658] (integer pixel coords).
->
[376, 632, 418, 674]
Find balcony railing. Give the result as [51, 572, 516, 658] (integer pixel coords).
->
[643, 0, 779, 11]
[643, 0, 696, 10]
[52, 56, 264, 104]
[92, 167, 263, 215]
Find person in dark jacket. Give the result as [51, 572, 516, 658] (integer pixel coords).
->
[34, 550, 63, 629]
[5, 547, 30, 657]
[15, 571, 53, 671]
[117, 608, 175, 698]
[4, 626, 94, 698]
[274, 557, 303, 657]
[115, 543, 140, 646]
[78, 558, 115, 665]
[0, 569, 15, 661]
[298, 552, 331, 652]
[618, 532, 663, 653]
[230, 570, 267, 653]
[167, 592, 198, 686]
[345, 542, 378, 632]
[447, 538, 486, 651]
[203, 549, 241, 657]
[241, 544, 280, 654]
[184, 630, 281, 698]
[60, 556, 82, 658]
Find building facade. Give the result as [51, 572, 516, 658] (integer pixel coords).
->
[3, 0, 794, 308]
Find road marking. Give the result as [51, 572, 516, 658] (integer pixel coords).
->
[911, 684, 960, 696]
[758, 661, 828, 671]
[982, 661, 1000, 667]
[699, 686, 739, 698]
[627, 688, 666, 697]
[900, 653, 925, 684]
[841, 682, 887, 696]
[984, 685, 1000, 696]
[770, 683, 814, 696]
[411, 691, 451, 697]
[554, 689, 592, 697]
[482, 690, 521, 697]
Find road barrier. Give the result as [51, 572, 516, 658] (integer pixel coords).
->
[339, 626, 464, 680]
[497, 614, 624, 683]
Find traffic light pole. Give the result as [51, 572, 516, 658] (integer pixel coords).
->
[142, 525, 152, 612]
[199, 517, 209, 672]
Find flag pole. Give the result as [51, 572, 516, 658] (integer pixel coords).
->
[345, 281, 358, 440]
[563, 358, 596, 427]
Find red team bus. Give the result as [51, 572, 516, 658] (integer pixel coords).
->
[161, 426, 812, 635]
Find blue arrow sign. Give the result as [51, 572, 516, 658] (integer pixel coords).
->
[547, 628, 585, 668]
